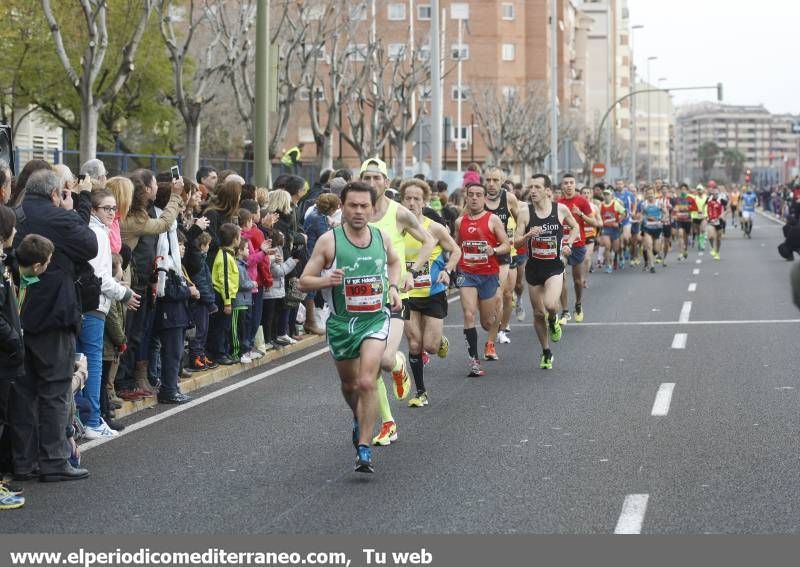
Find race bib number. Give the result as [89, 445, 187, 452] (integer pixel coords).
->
[344, 275, 383, 313]
[406, 260, 432, 288]
[462, 240, 488, 265]
[531, 236, 558, 260]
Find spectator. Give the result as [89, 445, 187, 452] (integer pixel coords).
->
[195, 166, 218, 205]
[11, 169, 96, 482]
[185, 232, 218, 372]
[118, 170, 184, 396]
[263, 235, 299, 347]
[0, 160, 11, 205]
[203, 177, 243, 270]
[301, 194, 339, 336]
[238, 207, 271, 359]
[241, 183, 256, 202]
[208, 223, 241, 366]
[331, 168, 352, 182]
[104, 177, 133, 255]
[298, 170, 330, 220]
[100, 253, 127, 422]
[80, 159, 108, 184]
[280, 143, 304, 174]
[79, 189, 140, 440]
[9, 159, 51, 207]
[232, 239, 256, 363]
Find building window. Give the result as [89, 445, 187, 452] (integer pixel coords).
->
[502, 86, 518, 99]
[417, 4, 432, 20]
[417, 44, 431, 61]
[501, 3, 515, 20]
[451, 43, 469, 60]
[502, 43, 516, 61]
[388, 3, 406, 20]
[388, 43, 406, 60]
[451, 86, 471, 101]
[347, 43, 368, 61]
[451, 126, 471, 141]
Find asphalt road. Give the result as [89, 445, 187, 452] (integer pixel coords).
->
[4, 214, 799, 534]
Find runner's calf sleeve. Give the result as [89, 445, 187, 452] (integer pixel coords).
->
[375, 375, 394, 423]
[463, 327, 478, 359]
[408, 353, 425, 393]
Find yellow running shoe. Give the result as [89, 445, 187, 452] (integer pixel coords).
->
[408, 391, 429, 407]
[437, 335, 449, 358]
[390, 352, 412, 400]
[539, 352, 554, 370]
[372, 421, 398, 446]
[574, 304, 584, 323]
[549, 316, 562, 342]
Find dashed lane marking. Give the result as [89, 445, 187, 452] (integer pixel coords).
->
[614, 494, 649, 534]
[688, 283, 697, 292]
[679, 301, 692, 323]
[671, 333, 687, 349]
[651, 383, 676, 416]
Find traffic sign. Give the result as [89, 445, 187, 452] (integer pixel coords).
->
[592, 163, 606, 178]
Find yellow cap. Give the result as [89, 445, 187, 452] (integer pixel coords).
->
[359, 157, 388, 178]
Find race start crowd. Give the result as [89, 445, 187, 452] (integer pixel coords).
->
[0, 155, 771, 494]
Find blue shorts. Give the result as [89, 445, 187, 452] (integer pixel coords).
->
[621, 217, 632, 227]
[602, 227, 621, 241]
[510, 252, 528, 268]
[457, 272, 500, 300]
[566, 245, 587, 267]
[631, 222, 641, 235]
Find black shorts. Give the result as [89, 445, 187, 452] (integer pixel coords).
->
[525, 259, 564, 287]
[692, 218, 704, 226]
[677, 221, 692, 233]
[585, 237, 597, 246]
[643, 227, 662, 240]
[403, 291, 448, 320]
[497, 253, 511, 266]
[662, 224, 673, 238]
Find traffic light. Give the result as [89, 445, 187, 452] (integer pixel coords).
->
[745, 168, 752, 183]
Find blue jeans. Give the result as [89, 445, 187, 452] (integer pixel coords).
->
[75, 313, 105, 428]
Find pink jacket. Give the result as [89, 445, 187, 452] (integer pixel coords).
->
[109, 215, 122, 254]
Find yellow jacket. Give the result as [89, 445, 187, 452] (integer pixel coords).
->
[212, 248, 239, 306]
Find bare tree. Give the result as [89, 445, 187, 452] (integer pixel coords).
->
[158, 0, 254, 177]
[470, 83, 526, 169]
[511, 82, 550, 179]
[41, 0, 153, 163]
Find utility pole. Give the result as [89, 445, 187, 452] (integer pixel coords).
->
[630, 24, 643, 186]
[647, 55, 657, 184]
[431, 0, 442, 179]
[409, 0, 416, 168]
[254, 0, 271, 187]
[605, 5, 612, 174]
[456, 15, 464, 173]
[550, 0, 558, 181]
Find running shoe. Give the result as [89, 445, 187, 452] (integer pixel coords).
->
[515, 295, 526, 321]
[390, 353, 412, 400]
[655, 256, 663, 264]
[468, 357, 485, 377]
[649, 266, 656, 273]
[437, 336, 450, 358]
[574, 304, 584, 323]
[604, 265, 613, 274]
[559, 310, 571, 325]
[484, 341, 498, 361]
[619, 258, 626, 270]
[408, 391, 429, 407]
[712, 250, 720, 260]
[355, 445, 375, 474]
[0, 486, 24, 510]
[203, 356, 219, 369]
[352, 418, 360, 448]
[83, 419, 119, 440]
[539, 352, 554, 370]
[497, 330, 511, 344]
[422, 352, 431, 367]
[549, 316, 562, 343]
[372, 421, 398, 446]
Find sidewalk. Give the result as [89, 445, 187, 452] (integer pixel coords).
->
[114, 333, 327, 420]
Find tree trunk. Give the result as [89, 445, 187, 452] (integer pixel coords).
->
[320, 135, 334, 171]
[184, 119, 201, 181]
[80, 103, 99, 164]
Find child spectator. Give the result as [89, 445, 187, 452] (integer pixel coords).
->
[239, 207, 272, 359]
[15, 234, 54, 310]
[208, 223, 240, 365]
[263, 231, 299, 347]
[232, 239, 255, 363]
[185, 231, 218, 372]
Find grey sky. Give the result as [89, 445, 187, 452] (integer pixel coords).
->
[628, 0, 798, 115]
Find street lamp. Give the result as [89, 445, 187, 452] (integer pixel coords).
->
[646, 55, 657, 184]
[658, 77, 667, 180]
[630, 25, 644, 185]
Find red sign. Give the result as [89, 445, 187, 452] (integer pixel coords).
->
[592, 163, 606, 178]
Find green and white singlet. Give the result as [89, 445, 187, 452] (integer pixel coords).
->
[322, 225, 391, 361]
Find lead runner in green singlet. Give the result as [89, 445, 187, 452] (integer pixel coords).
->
[300, 182, 402, 474]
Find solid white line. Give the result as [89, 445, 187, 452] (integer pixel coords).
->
[679, 301, 692, 323]
[651, 383, 676, 416]
[81, 347, 331, 452]
[695, 259, 702, 264]
[671, 333, 687, 349]
[614, 494, 649, 534]
[443, 319, 800, 328]
[688, 283, 697, 292]
[692, 268, 700, 275]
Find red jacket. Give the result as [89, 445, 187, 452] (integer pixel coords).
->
[241, 225, 273, 289]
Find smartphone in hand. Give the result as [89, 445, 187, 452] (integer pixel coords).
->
[171, 165, 181, 180]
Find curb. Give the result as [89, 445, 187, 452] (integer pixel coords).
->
[113, 333, 327, 420]
[755, 208, 785, 226]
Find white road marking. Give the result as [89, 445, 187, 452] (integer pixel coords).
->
[443, 319, 800, 328]
[447, 295, 461, 304]
[688, 283, 697, 292]
[695, 259, 702, 264]
[679, 301, 692, 323]
[614, 494, 650, 534]
[81, 347, 331, 452]
[671, 333, 687, 349]
[699, 252, 704, 257]
[651, 383, 676, 416]
[692, 268, 700, 275]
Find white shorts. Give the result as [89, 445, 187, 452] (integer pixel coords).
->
[741, 211, 754, 220]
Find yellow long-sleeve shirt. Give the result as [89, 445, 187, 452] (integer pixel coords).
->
[212, 247, 239, 306]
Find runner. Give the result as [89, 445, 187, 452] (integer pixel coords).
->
[657, 185, 673, 266]
[638, 187, 669, 273]
[399, 179, 461, 407]
[558, 173, 600, 323]
[599, 188, 626, 273]
[299, 181, 403, 473]
[455, 182, 512, 376]
[483, 168, 522, 345]
[673, 183, 698, 260]
[614, 180, 637, 269]
[580, 186, 602, 280]
[705, 187, 726, 260]
[729, 186, 741, 227]
[514, 174, 579, 370]
[741, 184, 758, 238]
[691, 184, 709, 251]
[361, 158, 435, 446]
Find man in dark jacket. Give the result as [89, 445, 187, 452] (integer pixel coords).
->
[10, 170, 97, 482]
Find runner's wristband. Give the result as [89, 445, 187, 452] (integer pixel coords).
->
[389, 284, 399, 292]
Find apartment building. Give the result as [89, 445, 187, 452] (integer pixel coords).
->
[675, 102, 800, 183]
